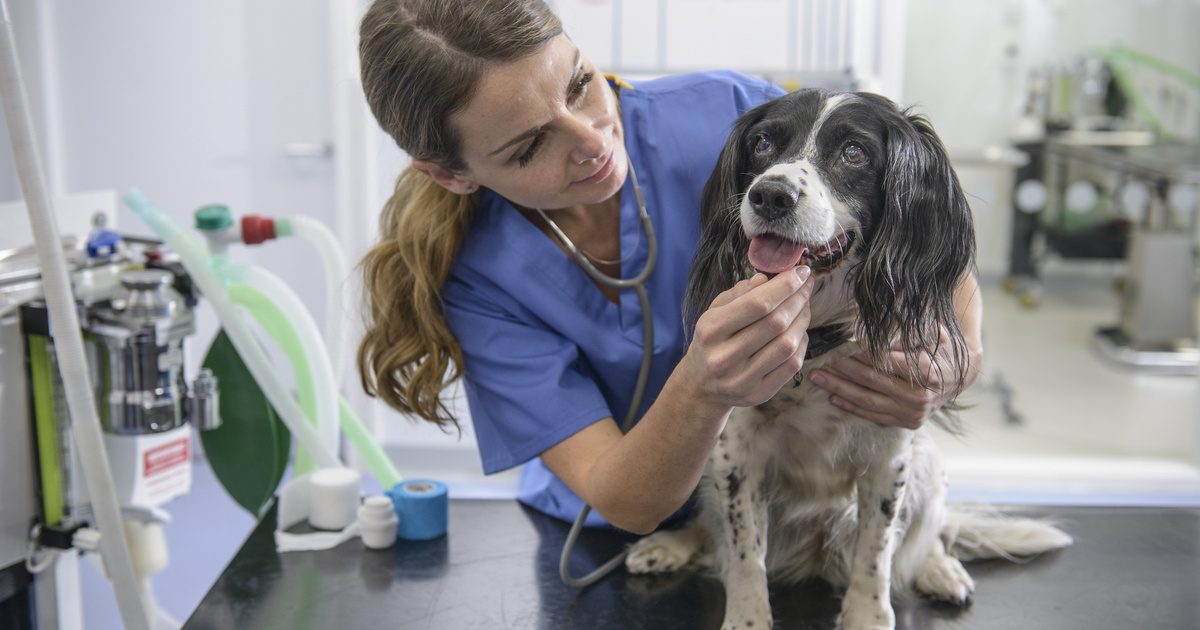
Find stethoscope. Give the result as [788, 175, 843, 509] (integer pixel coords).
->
[535, 161, 658, 588]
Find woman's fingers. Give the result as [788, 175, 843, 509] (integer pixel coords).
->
[810, 365, 923, 429]
[701, 266, 811, 340]
[727, 278, 812, 360]
[689, 267, 814, 407]
[886, 326, 957, 389]
[828, 395, 905, 427]
[811, 355, 937, 429]
[698, 285, 812, 395]
[708, 273, 769, 309]
[742, 294, 812, 393]
[705, 279, 811, 384]
[755, 331, 809, 398]
[809, 363, 899, 417]
[832, 354, 905, 395]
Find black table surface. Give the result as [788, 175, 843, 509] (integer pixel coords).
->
[184, 500, 1200, 630]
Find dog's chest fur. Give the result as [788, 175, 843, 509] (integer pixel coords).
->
[717, 267, 894, 504]
[737, 357, 902, 529]
[750, 347, 877, 496]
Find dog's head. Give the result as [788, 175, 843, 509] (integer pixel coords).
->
[685, 88, 976, 388]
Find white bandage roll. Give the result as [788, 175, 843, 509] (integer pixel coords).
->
[308, 467, 362, 530]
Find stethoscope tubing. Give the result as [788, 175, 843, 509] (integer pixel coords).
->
[541, 163, 658, 588]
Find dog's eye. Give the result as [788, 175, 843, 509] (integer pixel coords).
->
[754, 134, 773, 156]
[842, 143, 867, 165]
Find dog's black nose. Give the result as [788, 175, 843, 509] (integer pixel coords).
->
[747, 179, 800, 221]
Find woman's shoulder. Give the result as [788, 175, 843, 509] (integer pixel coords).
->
[618, 71, 784, 182]
[623, 70, 784, 108]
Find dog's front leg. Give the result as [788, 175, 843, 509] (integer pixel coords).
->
[710, 418, 771, 630]
[839, 430, 914, 630]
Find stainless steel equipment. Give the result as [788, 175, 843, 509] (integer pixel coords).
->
[18, 257, 218, 526]
[85, 268, 218, 434]
[1044, 140, 1200, 372]
[0, 234, 217, 630]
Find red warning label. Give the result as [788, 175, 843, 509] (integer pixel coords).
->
[144, 438, 190, 477]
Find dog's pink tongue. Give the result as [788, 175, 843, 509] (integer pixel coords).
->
[749, 235, 807, 274]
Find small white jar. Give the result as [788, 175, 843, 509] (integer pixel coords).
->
[358, 495, 399, 549]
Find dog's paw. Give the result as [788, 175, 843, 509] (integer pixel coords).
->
[915, 553, 975, 605]
[719, 601, 771, 630]
[838, 592, 895, 630]
[625, 530, 697, 574]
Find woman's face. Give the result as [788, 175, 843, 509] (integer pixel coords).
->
[448, 35, 627, 211]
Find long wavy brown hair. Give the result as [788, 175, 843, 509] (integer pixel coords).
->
[357, 0, 562, 428]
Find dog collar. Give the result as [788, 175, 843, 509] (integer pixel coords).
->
[805, 324, 851, 361]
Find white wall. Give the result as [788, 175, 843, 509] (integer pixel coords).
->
[0, 0, 50, 203]
[902, 0, 1200, 276]
[549, 0, 905, 93]
[5, 0, 339, 398]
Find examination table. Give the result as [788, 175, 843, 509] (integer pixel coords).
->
[184, 499, 1200, 629]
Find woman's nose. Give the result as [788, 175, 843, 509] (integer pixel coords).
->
[566, 113, 609, 164]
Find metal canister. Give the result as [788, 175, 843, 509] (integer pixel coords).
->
[87, 269, 195, 434]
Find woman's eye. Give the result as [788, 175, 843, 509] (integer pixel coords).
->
[569, 72, 594, 102]
[842, 142, 867, 165]
[754, 134, 773, 156]
[516, 134, 544, 167]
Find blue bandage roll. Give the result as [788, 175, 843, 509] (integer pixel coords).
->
[387, 479, 449, 541]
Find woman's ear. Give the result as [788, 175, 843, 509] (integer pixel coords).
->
[411, 159, 479, 195]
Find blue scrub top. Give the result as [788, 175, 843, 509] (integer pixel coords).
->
[443, 71, 784, 526]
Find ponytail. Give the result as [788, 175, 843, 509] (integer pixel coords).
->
[358, 166, 478, 428]
[356, 0, 562, 427]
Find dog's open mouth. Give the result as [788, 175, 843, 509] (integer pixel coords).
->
[748, 231, 857, 275]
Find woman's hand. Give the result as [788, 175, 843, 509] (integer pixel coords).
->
[808, 327, 976, 429]
[680, 266, 814, 409]
[545, 266, 812, 534]
[809, 273, 984, 429]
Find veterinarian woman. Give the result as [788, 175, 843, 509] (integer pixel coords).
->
[356, 0, 983, 535]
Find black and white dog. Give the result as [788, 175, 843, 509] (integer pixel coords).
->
[625, 89, 1072, 630]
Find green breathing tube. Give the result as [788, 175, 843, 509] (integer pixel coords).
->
[124, 190, 400, 488]
[229, 282, 401, 488]
[1095, 45, 1200, 139]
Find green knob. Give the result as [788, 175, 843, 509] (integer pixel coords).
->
[195, 204, 233, 231]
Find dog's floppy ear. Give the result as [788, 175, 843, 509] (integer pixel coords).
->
[682, 107, 763, 340]
[852, 95, 976, 391]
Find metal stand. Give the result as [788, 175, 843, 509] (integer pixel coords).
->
[1093, 223, 1199, 374]
[1094, 327, 1199, 373]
